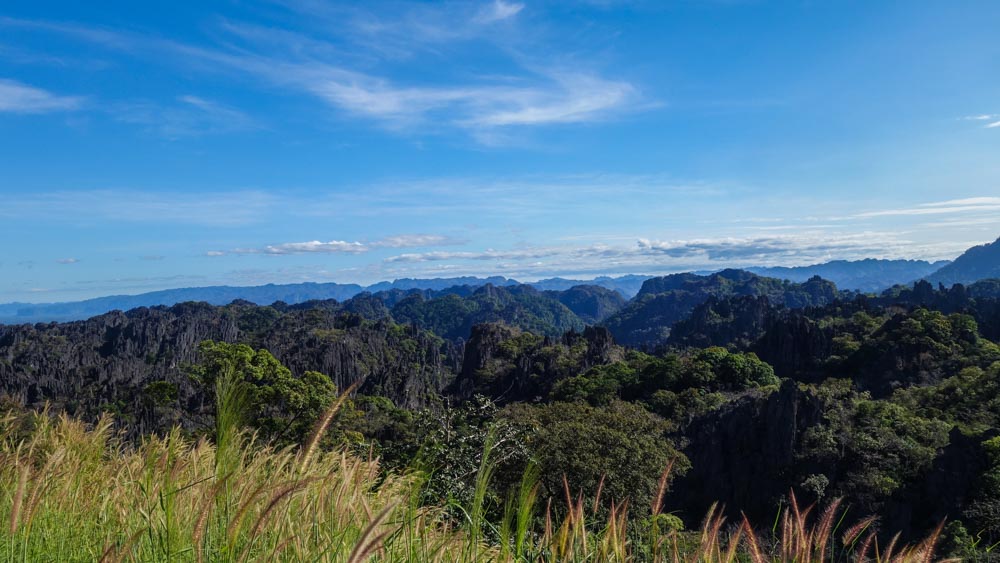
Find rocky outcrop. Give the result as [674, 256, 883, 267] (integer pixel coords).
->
[604, 270, 845, 348]
[549, 285, 627, 324]
[452, 323, 624, 403]
[884, 427, 999, 540]
[669, 380, 825, 522]
[669, 295, 775, 349]
[0, 301, 461, 433]
[752, 314, 832, 380]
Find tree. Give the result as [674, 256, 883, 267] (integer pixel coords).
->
[189, 341, 337, 446]
[503, 400, 688, 514]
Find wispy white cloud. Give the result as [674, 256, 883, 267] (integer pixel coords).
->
[0, 78, 82, 113]
[273, 0, 525, 53]
[854, 197, 1000, 218]
[373, 234, 462, 248]
[114, 95, 258, 138]
[308, 68, 637, 130]
[56, 258, 79, 264]
[382, 232, 929, 274]
[961, 114, 1000, 129]
[0, 190, 277, 227]
[241, 240, 369, 255]
[475, 0, 525, 24]
[0, 12, 642, 140]
[219, 233, 463, 256]
[0, 175, 722, 231]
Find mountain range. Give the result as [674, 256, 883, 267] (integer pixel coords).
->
[4, 238, 1000, 325]
[923, 236, 1000, 286]
[748, 258, 949, 293]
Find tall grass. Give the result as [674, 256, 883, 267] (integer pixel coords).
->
[0, 401, 954, 562]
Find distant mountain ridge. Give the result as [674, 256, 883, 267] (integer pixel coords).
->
[3, 240, 997, 325]
[748, 258, 950, 293]
[923, 237, 1000, 286]
[0, 275, 646, 324]
[602, 268, 845, 347]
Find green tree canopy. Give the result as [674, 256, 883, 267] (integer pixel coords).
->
[190, 340, 338, 445]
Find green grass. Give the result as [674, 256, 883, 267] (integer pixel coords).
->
[0, 399, 952, 562]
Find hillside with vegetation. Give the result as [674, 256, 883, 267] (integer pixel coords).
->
[924, 237, 1000, 287]
[3, 268, 1000, 560]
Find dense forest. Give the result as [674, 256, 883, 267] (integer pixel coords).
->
[3, 263, 1000, 560]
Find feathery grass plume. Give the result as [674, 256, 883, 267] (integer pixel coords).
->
[593, 472, 607, 515]
[193, 476, 228, 563]
[298, 380, 361, 473]
[347, 501, 399, 563]
[652, 459, 675, 517]
[514, 461, 540, 560]
[465, 426, 498, 560]
[0, 404, 963, 562]
[842, 515, 878, 548]
[884, 530, 903, 562]
[214, 362, 249, 477]
[721, 519, 744, 563]
[8, 463, 27, 536]
[914, 520, 947, 563]
[226, 479, 270, 544]
[857, 529, 878, 562]
[813, 497, 842, 562]
[741, 515, 766, 563]
[240, 479, 311, 562]
[0, 408, 494, 561]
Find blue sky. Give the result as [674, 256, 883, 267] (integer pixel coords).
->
[2, 0, 1000, 302]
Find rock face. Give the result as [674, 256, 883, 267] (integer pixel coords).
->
[884, 427, 999, 540]
[0, 301, 460, 433]
[669, 295, 775, 349]
[382, 283, 588, 340]
[753, 314, 832, 380]
[549, 285, 627, 324]
[452, 323, 624, 403]
[670, 380, 825, 522]
[455, 323, 524, 400]
[603, 270, 845, 348]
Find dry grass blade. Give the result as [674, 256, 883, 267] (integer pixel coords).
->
[347, 501, 399, 563]
[98, 529, 144, 563]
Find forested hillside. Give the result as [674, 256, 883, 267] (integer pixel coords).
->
[3, 267, 1000, 558]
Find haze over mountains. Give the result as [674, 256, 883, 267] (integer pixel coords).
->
[924, 237, 1000, 286]
[4, 238, 1000, 324]
[6, 243, 1000, 325]
[748, 258, 949, 293]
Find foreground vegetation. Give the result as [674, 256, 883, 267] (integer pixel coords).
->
[0, 401, 953, 562]
[5, 272, 1000, 560]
